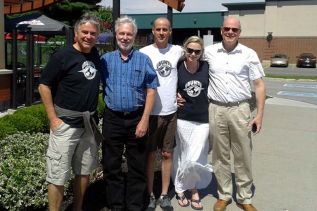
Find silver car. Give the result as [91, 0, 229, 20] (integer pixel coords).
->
[270, 54, 289, 67]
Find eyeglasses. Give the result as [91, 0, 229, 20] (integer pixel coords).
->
[223, 27, 240, 33]
[186, 47, 201, 55]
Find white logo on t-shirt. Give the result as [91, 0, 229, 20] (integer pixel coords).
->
[79, 61, 97, 80]
[156, 60, 172, 77]
[184, 80, 204, 97]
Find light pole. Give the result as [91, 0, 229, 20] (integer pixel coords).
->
[193, 18, 200, 37]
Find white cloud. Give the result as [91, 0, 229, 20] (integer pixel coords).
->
[99, 0, 264, 14]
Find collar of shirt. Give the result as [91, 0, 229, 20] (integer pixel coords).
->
[217, 42, 242, 54]
[116, 48, 135, 62]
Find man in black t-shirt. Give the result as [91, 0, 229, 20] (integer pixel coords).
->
[38, 14, 101, 211]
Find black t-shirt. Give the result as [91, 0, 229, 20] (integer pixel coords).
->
[177, 60, 209, 123]
[40, 46, 101, 127]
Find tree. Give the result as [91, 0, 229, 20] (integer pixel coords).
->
[90, 6, 113, 32]
[42, 0, 102, 26]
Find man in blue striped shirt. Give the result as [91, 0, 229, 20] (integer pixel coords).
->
[100, 16, 159, 211]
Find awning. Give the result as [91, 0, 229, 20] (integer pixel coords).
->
[4, 0, 63, 15]
[5, 12, 70, 34]
[5, 33, 47, 41]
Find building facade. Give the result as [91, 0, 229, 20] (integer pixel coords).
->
[224, 0, 317, 65]
[129, 12, 224, 47]
[129, 0, 317, 65]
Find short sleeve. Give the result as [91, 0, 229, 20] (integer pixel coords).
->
[248, 50, 265, 80]
[39, 50, 64, 86]
[144, 56, 159, 89]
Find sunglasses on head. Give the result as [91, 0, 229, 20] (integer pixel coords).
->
[186, 47, 201, 55]
[223, 27, 240, 33]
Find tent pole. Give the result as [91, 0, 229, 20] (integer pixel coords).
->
[167, 6, 173, 43]
[112, 0, 120, 50]
[26, 31, 34, 106]
[66, 27, 74, 47]
[11, 28, 17, 108]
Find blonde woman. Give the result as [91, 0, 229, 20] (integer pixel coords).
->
[172, 36, 213, 210]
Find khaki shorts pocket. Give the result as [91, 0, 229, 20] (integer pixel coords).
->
[52, 122, 68, 133]
[46, 150, 62, 180]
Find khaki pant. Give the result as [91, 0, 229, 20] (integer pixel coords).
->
[209, 102, 253, 204]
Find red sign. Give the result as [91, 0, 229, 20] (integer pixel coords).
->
[5, 33, 47, 41]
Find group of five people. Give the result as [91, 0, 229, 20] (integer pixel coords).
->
[39, 13, 265, 211]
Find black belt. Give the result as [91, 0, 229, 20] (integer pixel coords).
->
[209, 99, 250, 107]
[106, 106, 144, 117]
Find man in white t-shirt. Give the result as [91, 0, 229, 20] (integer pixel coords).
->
[205, 17, 266, 211]
[140, 17, 183, 211]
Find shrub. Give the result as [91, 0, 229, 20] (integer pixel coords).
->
[14, 104, 49, 133]
[97, 93, 105, 119]
[0, 97, 104, 140]
[0, 118, 17, 140]
[7, 112, 44, 133]
[0, 132, 49, 210]
[0, 104, 49, 140]
[0, 132, 79, 210]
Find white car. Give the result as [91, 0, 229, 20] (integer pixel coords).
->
[270, 54, 289, 67]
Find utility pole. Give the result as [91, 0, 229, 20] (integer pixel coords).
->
[112, 0, 120, 50]
[158, 0, 185, 43]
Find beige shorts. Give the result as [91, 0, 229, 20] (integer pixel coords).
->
[46, 122, 98, 186]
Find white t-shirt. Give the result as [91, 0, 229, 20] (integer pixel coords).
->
[204, 42, 265, 103]
[140, 44, 184, 115]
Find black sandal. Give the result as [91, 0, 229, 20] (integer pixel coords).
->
[176, 193, 190, 207]
[191, 199, 203, 210]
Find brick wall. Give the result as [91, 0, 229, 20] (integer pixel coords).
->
[0, 74, 11, 111]
[0, 74, 11, 101]
[240, 37, 317, 64]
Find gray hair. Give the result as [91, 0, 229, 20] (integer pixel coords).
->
[183, 36, 205, 60]
[115, 15, 138, 36]
[74, 13, 100, 33]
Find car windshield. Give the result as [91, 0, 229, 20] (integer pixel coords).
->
[299, 53, 315, 58]
[273, 54, 287, 58]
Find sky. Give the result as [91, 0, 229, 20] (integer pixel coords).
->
[98, 0, 264, 14]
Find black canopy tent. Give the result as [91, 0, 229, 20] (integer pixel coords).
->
[5, 13, 73, 107]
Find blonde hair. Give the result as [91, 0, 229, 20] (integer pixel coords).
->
[183, 36, 204, 60]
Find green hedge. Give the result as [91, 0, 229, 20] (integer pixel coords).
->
[97, 93, 105, 119]
[0, 95, 105, 140]
[0, 132, 49, 210]
[0, 104, 49, 140]
[0, 97, 105, 209]
[0, 119, 17, 140]
[0, 132, 74, 210]
[14, 103, 49, 131]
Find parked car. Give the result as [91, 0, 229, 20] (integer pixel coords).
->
[296, 53, 316, 68]
[270, 54, 289, 67]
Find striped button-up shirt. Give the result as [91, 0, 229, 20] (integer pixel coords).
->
[101, 49, 159, 112]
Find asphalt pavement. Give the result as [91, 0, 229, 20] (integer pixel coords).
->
[264, 78, 317, 105]
[2, 67, 317, 211]
[64, 68, 317, 211]
[164, 97, 317, 211]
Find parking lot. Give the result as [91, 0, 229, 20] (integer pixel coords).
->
[264, 66, 317, 78]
